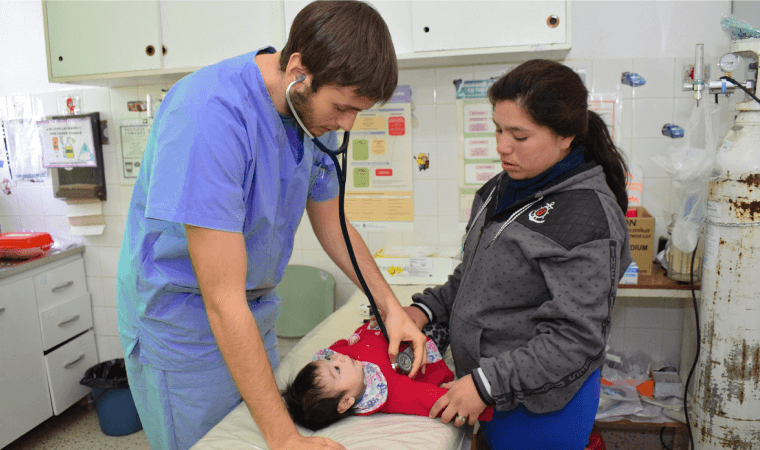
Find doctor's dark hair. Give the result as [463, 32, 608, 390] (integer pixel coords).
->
[488, 59, 629, 212]
[281, 361, 358, 430]
[280, 0, 398, 103]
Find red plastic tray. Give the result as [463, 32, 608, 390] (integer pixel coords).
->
[0, 232, 54, 259]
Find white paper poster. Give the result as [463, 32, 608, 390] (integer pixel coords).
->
[120, 118, 152, 180]
[37, 117, 97, 168]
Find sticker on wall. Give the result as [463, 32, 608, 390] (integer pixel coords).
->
[621, 72, 646, 87]
[661, 123, 685, 138]
[414, 153, 429, 171]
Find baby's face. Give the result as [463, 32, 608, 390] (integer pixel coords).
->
[316, 353, 365, 398]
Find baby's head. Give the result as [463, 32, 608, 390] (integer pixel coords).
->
[282, 352, 367, 430]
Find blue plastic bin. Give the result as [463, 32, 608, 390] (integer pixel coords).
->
[91, 387, 143, 436]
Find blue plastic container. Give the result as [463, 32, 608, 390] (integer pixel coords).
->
[92, 387, 143, 436]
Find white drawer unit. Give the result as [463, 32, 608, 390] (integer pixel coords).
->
[39, 292, 93, 351]
[44, 330, 98, 415]
[33, 258, 87, 311]
[0, 278, 54, 449]
[0, 249, 95, 448]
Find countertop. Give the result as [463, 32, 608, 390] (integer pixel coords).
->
[0, 245, 85, 281]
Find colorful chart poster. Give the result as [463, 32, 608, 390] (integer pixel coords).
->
[456, 79, 498, 222]
[345, 85, 413, 226]
[37, 117, 97, 168]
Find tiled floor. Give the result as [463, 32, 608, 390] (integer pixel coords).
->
[5, 337, 302, 450]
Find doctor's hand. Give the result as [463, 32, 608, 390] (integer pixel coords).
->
[384, 306, 429, 378]
[429, 374, 487, 427]
[274, 434, 345, 450]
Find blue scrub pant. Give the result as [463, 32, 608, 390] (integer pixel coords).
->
[479, 368, 601, 450]
[124, 327, 280, 450]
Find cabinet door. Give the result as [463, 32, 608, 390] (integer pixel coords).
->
[410, 1, 567, 52]
[0, 278, 52, 449]
[45, 0, 162, 78]
[160, 1, 285, 70]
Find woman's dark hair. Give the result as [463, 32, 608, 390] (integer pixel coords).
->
[487, 59, 629, 212]
[280, 0, 398, 104]
[281, 361, 360, 431]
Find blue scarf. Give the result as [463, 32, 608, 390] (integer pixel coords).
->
[494, 146, 586, 215]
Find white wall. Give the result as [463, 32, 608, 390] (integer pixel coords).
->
[0, 1, 736, 366]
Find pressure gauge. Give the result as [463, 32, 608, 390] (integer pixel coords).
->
[719, 53, 740, 73]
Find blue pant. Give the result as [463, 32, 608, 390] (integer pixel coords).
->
[480, 369, 601, 450]
[124, 327, 280, 450]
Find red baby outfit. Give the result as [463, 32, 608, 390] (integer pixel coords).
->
[325, 323, 493, 421]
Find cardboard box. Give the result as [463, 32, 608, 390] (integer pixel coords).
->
[626, 206, 655, 276]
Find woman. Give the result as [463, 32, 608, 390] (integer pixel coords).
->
[406, 59, 632, 449]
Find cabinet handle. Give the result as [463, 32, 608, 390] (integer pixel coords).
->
[51, 281, 74, 293]
[58, 314, 80, 327]
[64, 354, 85, 369]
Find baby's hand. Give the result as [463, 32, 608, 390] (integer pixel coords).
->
[348, 333, 361, 345]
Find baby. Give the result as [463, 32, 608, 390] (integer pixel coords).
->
[281, 322, 493, 430]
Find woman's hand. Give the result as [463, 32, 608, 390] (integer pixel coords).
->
[429, 374, 487, 427]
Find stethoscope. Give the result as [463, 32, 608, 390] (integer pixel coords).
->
[286, 75, 419, 373]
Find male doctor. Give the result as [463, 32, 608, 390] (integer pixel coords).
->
[116, 2, 427, 449]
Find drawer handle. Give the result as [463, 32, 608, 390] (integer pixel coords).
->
[58, 314, 81, 327]
[51, 281, 74, 293]
[64, 354, 85, 369]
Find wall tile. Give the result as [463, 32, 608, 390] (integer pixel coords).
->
[99, 246, 121, 278]
[0, 215, 22, 233]
[436, 141, 459, 181]
[19, 214, 45, 232]
[437, 215, 462, 248]
[0, 189, 21, 216]
[403, 216, 439, 247]
[43, 215, 70, 237]
[632, 58, 676, 99]
[102, 276, 118, 308]
[399, 68, 436, 105]
[31, 91, 58, 117]
[102, 184, 121, 216]
[642, 177, 671, 219]
[591, 59, 633, 99]
[662, 328, 683, 368]
[335, 282, 358, 309]
[413, 179, 438, 216]
[625, 297, 665, 329]
[630, 138, 673, 179]
[412, 103, 436, 143]
[435, 103, 458, 143]
[98, 215, 126, 248]
[437, 179, 459, 217]
[435, 66, 474, 104]
[86, 275, 105, 307]
[625, 327, 663, 362]
[472, 63, 513, 81]
[632, 98, 674, 139]
[110, 336, 125, 360]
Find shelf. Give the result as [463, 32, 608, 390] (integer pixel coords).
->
[595, 419, 686, 431]
[617, 264, 700, 299]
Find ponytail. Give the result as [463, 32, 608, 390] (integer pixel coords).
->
[580, 111, 629, 213]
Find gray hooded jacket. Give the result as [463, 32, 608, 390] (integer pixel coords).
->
[412, 163, 632, 414]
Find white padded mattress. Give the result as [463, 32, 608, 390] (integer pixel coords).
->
[192, 285, 466, 450]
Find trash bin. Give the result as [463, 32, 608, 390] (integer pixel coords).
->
[80, 358, 143, 436]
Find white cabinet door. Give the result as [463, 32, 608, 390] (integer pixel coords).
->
[45, 0, 163, 78]
[284, 1, 569, 68]
[410, 1, 567, 52]
[160, 0, 286, 70]
[0, 278, 52, 449]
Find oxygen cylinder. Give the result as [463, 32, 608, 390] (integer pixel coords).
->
[690, 90, 760, 447]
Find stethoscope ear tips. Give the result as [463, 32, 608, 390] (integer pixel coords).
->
[296, 74, 306, 83]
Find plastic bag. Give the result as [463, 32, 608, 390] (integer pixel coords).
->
[80, 358, 129, 390]
[652, 102, 724, 252]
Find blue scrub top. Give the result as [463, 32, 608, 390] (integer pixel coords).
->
[117, 49, 339, 371]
